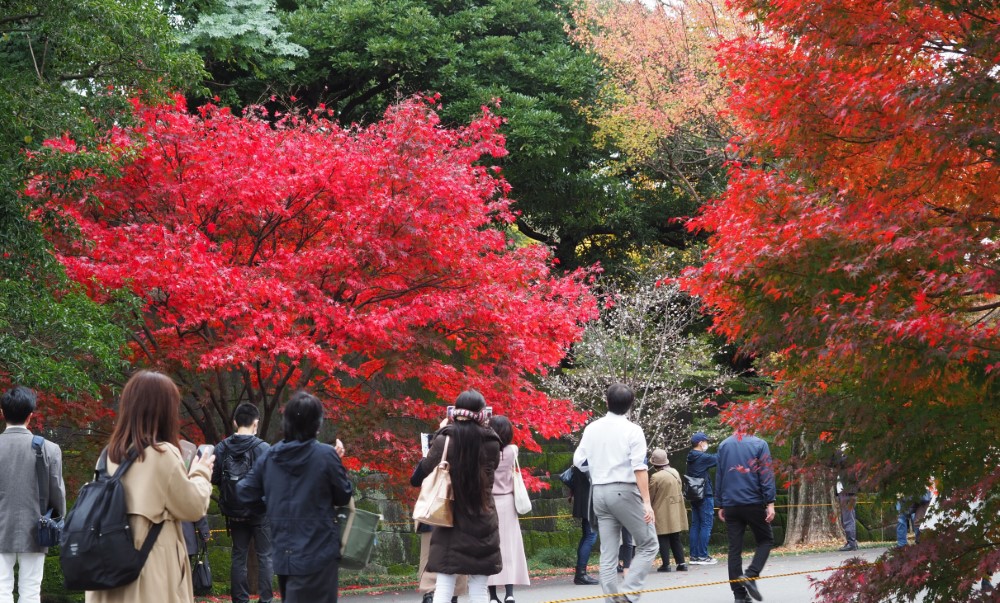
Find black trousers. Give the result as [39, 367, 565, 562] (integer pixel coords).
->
[278, 559, 340, 603]
[657, 532, 685, 566]
[724, 505, 774, 597]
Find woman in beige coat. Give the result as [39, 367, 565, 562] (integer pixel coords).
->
[86, 371, 214, 603]
[648, 448, 689, 572]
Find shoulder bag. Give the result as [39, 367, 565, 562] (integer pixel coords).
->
[32, 436, 63, 547]
[412, 436, 454, 527]
[512, 453, 532, 515]
[337, 497, 382, 570]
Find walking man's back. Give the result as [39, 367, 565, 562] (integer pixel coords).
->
[0, 386, 66, 603]
[716, 431, 776, 603]
[573, 383, 657, 603]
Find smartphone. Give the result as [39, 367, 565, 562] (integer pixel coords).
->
[195, 444, 214, 459]
[483, 406, 493, 421]
[447, 405, 455, 420]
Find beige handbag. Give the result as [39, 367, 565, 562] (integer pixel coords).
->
[412, 436, 454, 527]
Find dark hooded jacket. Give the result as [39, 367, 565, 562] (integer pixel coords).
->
[417, 422, 502, 576]
[685, 448, 718, 498]
[237, 439, 353, 575]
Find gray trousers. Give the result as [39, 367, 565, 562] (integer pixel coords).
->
[593, 484, 658, 602]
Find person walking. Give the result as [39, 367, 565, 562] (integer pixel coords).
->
[213, 402, 274, 603]
[486, 416, 529, 603]
[562, 465, 599, 585]
[648, 449, 688, 573]
[831, 447, 859, 552]
[0, 386, 66, 603]
[86, 370, 215, 603]
[716, 429, 776, 603]
[417, 390, 503, 603]
[686, 432, 718, 565]
[237, 391, 353, 603]
[573, 383, 657, 603]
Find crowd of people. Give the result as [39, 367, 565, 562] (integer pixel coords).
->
[1, 376, 890, 603]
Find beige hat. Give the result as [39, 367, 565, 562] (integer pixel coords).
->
[650, 448, 668, 467]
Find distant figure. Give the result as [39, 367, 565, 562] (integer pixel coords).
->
[213, 402, 273, 603]
[896, 489, 932, 547]
[416, 390, 502, 603]
[831, 447, 859, 551]
[0, 386, 67, 603]
[716, 430, 775, 603]
[237, 391, 353, 603]
[486, 416, 529, 603]
[648, 449, 688, 572]
[686, 432, 719, 565]
[573, 383, 657, 603]
[562, 464, 599, 585]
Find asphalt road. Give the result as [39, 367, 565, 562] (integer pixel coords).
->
[341, 547, 888, 603]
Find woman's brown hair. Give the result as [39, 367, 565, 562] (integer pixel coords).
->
[107, 370, 181, 463]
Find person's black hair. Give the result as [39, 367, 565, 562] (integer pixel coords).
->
[233, 402, 260, 428]
[282, 391, 324, 442]
[606, 383, 635, 415]
[450, 390, 490, 512]
[489, 415, 514, 448]
[1, 386, 37, 425]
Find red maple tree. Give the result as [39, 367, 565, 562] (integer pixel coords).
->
[29, 96, 598, 489]
[680, 1, 999, 599]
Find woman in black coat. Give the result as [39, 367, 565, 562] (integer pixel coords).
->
[418, 390, 502, 603]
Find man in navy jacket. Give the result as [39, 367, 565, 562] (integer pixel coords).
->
[686, 432, 718, 564]
[716, 431, 775, 603]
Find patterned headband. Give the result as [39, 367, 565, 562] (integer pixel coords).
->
[452, 407, 488, 426]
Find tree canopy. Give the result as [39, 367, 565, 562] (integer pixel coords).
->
[0, 0, 202, 402]
[680, 0, 1000, 599]
[29, 97, 599, 488]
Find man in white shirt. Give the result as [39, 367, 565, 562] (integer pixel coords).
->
[573, 384, 657, 603]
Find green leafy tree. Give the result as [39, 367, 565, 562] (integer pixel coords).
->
[0, 0, 203, 402]
[176, 0, 697, 274]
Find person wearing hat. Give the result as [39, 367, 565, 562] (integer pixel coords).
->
[686, 432, 719, 565]
[648, 449, 688, 572]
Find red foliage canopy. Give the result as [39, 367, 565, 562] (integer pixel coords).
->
[681, 1, 999, 599]
[29, 96, 598, 490]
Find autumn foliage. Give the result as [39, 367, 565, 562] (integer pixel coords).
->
[29, 97, 598, 489]
[680, 0, 999, 600]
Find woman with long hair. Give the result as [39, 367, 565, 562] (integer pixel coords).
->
[86, 371, 214, 603]
[418, 390, 503, 603]
[237, 390, 353, 603]
[486, 415, 530, 603]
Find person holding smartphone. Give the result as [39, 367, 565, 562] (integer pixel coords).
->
[418, 390, 502, 603]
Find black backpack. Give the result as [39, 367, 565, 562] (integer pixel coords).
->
[218, 440, 263, 518]
[60, 449, 163, 591]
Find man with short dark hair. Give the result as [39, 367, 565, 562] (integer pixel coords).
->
[716, 430, 776, 603]
[0, 386, 66, 603]
[213, 403, 273, 603]
[573, 384, 657, 603]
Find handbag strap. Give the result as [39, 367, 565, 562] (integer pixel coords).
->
[439, 435, 450, 464]
[31, 436, 48, 516]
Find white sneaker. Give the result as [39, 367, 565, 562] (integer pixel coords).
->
[702, 556, 719, 565]
[689, 557, 708, 565]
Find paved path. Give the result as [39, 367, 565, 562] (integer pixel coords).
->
[341, 547, 888, 603]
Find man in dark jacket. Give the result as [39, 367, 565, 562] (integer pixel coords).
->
[213, 403, 273, 603]
[564, 465, 599, 585]
[237, 391, 353, 603]
[716, 431, 776, 603]
[686, 432, 719, 565]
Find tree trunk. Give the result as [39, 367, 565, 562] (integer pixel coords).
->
[783, 434, 839, 545]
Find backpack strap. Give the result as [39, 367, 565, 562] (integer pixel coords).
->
[137, 521, 164, 562]
[32, 435, 49, 516]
